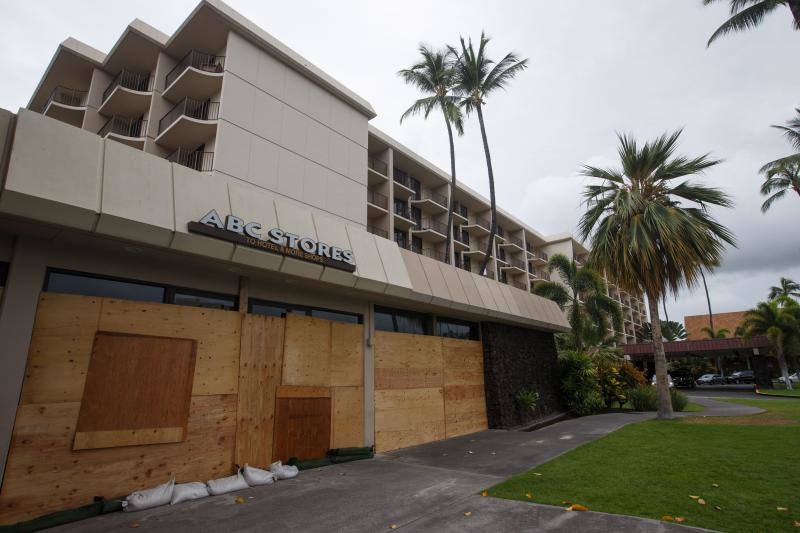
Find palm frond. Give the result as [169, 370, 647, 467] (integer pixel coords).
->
[706, 0, 786, 46]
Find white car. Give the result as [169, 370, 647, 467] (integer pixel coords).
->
[651, 374, 674, 388]
[778, 373, 799, 384]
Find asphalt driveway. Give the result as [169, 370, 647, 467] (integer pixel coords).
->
[51, 398, 759, 533]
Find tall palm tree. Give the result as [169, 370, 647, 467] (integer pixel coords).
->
[761, 109, 800, 171]
[398, 45, 464, 263]
[450, 33, 528, 275]
[640, 320, 688, 342]
[701, 326, 730, 338]
[578, 130, 735, 419]
[703, 0, 800, 47]
[532, 253, 623, 349]
[699, 268, 717, 337]
[769, 277, 800, 301]
[759, 161, 800, 212]
[741, 299, 800, 390]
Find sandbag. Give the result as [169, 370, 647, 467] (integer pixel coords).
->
[330, 453, 373, 464]
[269, 460, 299, 480]
[124, 478, 175, 512]
[327, 446, 373, 457]
[207, 472, 249, 495]
[288, 457, 332, 471]
[241, 464, 275, 486]
[170, 482, 209, 505]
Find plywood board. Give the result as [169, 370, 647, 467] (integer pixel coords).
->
[235, 315, 284, 468]
[330, 322, 364, 387]
[20, 293, 102, 404]
[442, 338, 487, 438]
[281, 314, 331, 387]
[374, 388, 445, 452]
[73, 332, 197, 450]
[374, 331, 443, 390]
[331, 386, 364, 449]
[276, 385, 331, 398]
[98, 298, 241, 395]
[272, 397, 331, 462]
[0, 395, 237, 525]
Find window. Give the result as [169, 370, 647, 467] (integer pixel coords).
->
[249, 298, 362, 324]
[44, 270, 165, 303]
[375, 305, 431, 335]
[169, 288, 237, 311]
[436, 317, 479, 340]
[0, 261, 8, 287]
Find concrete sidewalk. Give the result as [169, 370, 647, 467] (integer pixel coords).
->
[52, 398, 758, 533]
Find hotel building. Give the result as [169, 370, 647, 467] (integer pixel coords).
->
[0, 0, 645, 524]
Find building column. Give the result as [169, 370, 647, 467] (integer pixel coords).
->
[0, 236, 48, 484]
[363, 303, 375, 447]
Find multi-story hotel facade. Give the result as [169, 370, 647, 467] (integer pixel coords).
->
[0, 0, 645, 524]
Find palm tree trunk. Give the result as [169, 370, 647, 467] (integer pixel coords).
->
[647, 293, 675, 419]
[475, 104, 497, 275]
[777, 346, 793, 391]
[443, 113, 457, 265]
[700, 269, 724, 377]
[662, 297, 669, 323]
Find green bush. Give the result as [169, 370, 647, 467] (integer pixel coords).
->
[670, 388, 688, 412]
[516, 388, 540, 413]
[559, 350, 604, 416]
[618, 361, 647, 390]
[628, 386, 657, 411]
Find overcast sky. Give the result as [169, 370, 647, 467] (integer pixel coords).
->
[1, 0, 798, 324]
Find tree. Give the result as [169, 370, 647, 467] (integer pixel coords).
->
[450, 33, 528, 275]
[703, 0, 800, 47]
[769, 277, 800, 301]
[759, 161, 800, 213]
[532, 253, 623, 350]
[578, 130, 735, 419]
[398, 45, 464, 263]
[701, 326, 731, 338]
[761, 109, 800, 171]
[640, 321, 688, 342]
[741, 299, 800, 390]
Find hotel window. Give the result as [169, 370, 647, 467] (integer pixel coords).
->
[374, 305, 431, 335]
[394, 230, 408, 250]
[249, 298, 361, 324]
[168, 288, 237, 311]
[44, 269, 165, 303]
[436, 317, 479, 340]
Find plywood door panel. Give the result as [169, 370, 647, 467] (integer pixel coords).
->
[442, 338, 487, 438]
[330, 322, 364, 387]
[281, 314, 331, 387]
[276, 385, 331, 398]
[374, 331, 444, 390]
[0, 395, 237, 525]
[331, 386, 364, 449]
[74, 332, 197, 449]
[374, 388, 445, 452]
[272, 397, 331, 462]
[235, 315, 284, 468]
[98, 298, 241, 395]
[20, 293, 102, 405]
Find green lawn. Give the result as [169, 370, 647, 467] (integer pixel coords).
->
[683, 401, 705, 412]
[759, 387, 800, 398]
[487, 398, 800, 532]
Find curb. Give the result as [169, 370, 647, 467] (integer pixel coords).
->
[754, 388, 800, 399]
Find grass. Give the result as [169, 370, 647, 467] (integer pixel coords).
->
[682, 401, 705, 412]
[487, 398, 800, 533]
[759, 387, 800, 398]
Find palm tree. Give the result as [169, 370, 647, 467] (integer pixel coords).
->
[769, 277, 800, 301]
[450, 33, 528, 275]
[578, 130, 735, 419]
[703, 0, 800, 47]
[741, 299, 800, 390]
[398, 45, 464, 263]
[759, 162, 800, 212]
[701, 326, 730, 338]
[532, 253, 623, 350]
[761, 109, 800, 171]
[640, 320, 688, 342]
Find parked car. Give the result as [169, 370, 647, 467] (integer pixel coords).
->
[778, 373, 799, 384]
[726, 370, 755, 384]
[696, 373, 725, 386]
[671, 370, 696, 389]
[651, 374, 674, 388]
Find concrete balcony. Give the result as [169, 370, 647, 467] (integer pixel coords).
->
[99, 70, 154, 117]
[530, 269, 551, 283]
[367, 225, 388, 239]
[462, 216, 491, 237]
[366, 190, 389, 217]
[392, 203, 416, 230]
[392, 171, 416, 200]
[452, 202, 468, 224]
[500, 258, 527, 275]
[166, 147, 214, 172]
[422, 248, 448, 264]
[499, 235, 524, 252]
[156, 98, 219, 151]
[43, 86, 87, 128]
[367, 156, 389, 185]
[410, 190, 448, 214]
[98, 116, 147, 150]
[463, 239, 490, 257]
[163, 50, 225, 103]
[528, 249, 549, 266]
[412, 218, 447, 242]
[453, 233, 470, 252]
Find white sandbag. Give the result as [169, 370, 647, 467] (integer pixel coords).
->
[123, 477, 175, 512]
[242, 464, 275, 486]
[269, 460, 299, 480]
[170, 482, 209, 505]
[207, 472, 249, 495]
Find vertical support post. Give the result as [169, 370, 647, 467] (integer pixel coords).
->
[363, 303, 375, 447]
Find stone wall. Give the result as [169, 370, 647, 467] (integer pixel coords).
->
[481, 322, 564, 429]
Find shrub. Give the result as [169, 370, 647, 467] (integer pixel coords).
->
[628, 386, 657, 411]
[618, 361, 647, 390]
[670, 388, 689, 412]
[596, 361, 627, 408]
[516, 389, 540, 413]
[559, 350, 604, 416]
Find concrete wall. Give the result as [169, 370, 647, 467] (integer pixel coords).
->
[216, 31, 368, 225]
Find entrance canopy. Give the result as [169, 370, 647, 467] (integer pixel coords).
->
[622, 336, 770, 359]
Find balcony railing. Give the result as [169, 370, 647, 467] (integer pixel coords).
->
[496, 226, 505, 238]
[367, 225, 388, 239]
[46, 86, 87, 108]
[506, 235, 524, 249]
[530, 249, 549, 262]
[367, 190, 388, 210]
[98, 116, 147, 138]
[103, 70, 153, 103]
[453, 202, 468, 219]
[368, 156, 388, 176]
[393, 169, 413, 189]
[166, 50, 225, 89]
[393, 203, 412, 220]
[422, 248, 447, 263]
[531, 270, 551, 281]
[158, 98, 220, 135]
[410, 242, 423, 254]
[455, 231, 470, 246]
[508, 280, 527, 291]
[415, 190, 447, 208]
[480, 270, 496, 280]
[503, 259, 527, 271]
[472, 216, 490, 230]
[416, 218, 448, 236]
[167, 148, 214, 172]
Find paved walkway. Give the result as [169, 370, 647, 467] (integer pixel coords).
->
[53, 398, 760, 533]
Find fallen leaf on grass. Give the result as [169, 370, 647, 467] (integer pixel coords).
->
[661, 516, 674, 522]
[715, 506, 722, 511]
[712, 483, 719, 488]
[561, 500, 573, 505]
[533, 472, 542, 476]
[697, 499, 706, 505]
[464, 511, 472, 517]
[481, 490, 489, 497]
[793, 520, 800, 527]
[389, 525, 397, 530]
[675, 517, 685, 523]
[234, 496, 246, 504]
[689, 495, 699, 500]
[566, 504, 588, 512]
[777, 507, 789, 512]
[525, 493, 533, 499]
